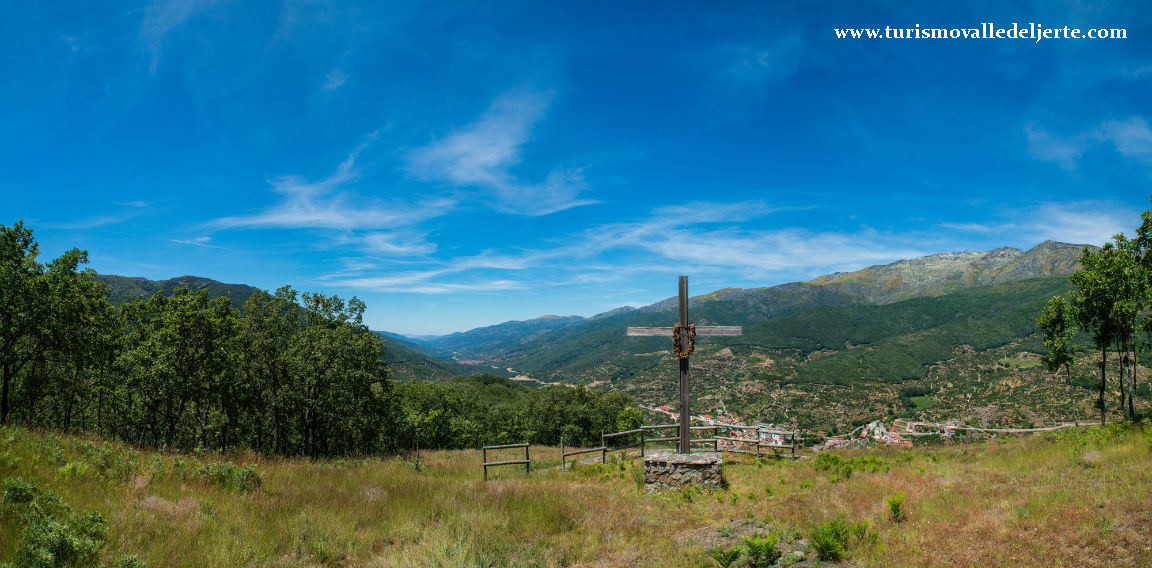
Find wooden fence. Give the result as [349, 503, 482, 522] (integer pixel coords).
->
[640, 424, 718, 454]
[481, 443, 530, 481]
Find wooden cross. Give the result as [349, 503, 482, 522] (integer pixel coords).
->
[626, 276, 741, 454]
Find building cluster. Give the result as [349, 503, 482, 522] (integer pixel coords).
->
[859, 420, 912, 447]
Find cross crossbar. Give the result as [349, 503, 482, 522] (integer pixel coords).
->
[626, 326, 742, 337]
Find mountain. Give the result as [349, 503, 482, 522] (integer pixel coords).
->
[376, 333, 508, 381]
[95, 274, 260, 310]
[412, 241, 1094, 432]
[423, 241, 1088, 361]
[804, 240, 1087, 303]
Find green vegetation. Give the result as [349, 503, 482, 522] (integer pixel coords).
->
[1000, 357, 1043, 369]
[1040, 204, 1152, 425]
[813, 453, 888, 481]
[2, 422, 1151, 566]
[1, 477, 146, 568]
[810, 517, 871, 561]
[885, 492, 906, 523]
[710, 532, 780, 567]
[0, 221, 636, 458]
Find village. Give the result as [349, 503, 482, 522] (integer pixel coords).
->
[642, 403, 976, 451]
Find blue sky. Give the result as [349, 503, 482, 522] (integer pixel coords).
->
[3, 1, 1151, 335]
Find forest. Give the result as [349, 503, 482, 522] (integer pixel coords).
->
[0, 221, 636, 457]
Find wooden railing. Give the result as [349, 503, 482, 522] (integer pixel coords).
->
[481, 443, 530, 481]
[555, 423, 802, 473]
[640, 424, 718, 453]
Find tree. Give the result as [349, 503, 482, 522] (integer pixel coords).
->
[1038, 296, 1079, 424]
[0, 221, 109, 426]
[0, 221, 46, 424]
[115, 289, 239, 450]
[1069, 244, 1123, 425]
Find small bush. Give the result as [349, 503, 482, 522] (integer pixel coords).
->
[157, 458, 263, 492]
[814, 453, 887, 481]
[743, 533, 781, 567]
[886, 492, 906, 522]
[708, 532, 779, 568]
[709, 545, 741, 567]
[811, 517, 870, 561]
[2, 477, 108, 568]
[113, 557, 148, 568]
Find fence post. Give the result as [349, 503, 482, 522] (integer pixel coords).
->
[482, 446, 488, 481]
[560, 436, 565, 470]
[602, 446, 607, 464]
[640, 428, 645, 457]
[525, 443, 530, 476]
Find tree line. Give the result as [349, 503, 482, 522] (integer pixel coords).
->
[0, 220, 637, 456]
[1039, 205, 1152, 425]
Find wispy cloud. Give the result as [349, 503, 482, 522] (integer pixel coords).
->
[1025, 123, 1084, 170]
[406, 89, 598, 216]
[320, 200, 929, 295]
[582, 203, 928, 277]
[1026, 117, 1152, 170]
[211, 141, 454, 233]
[140, 0, 216, 74]
[720, 37, 804, 86]
[940, 201, 1138, 247]
[170, 236, 236, 251]
[322, 68, 348, 91]
[47, 202, 150, 230]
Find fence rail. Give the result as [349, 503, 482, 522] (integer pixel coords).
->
[560, 440, 608, 469]
[482, 443, 530, 481]
[555, 423, 802, 475]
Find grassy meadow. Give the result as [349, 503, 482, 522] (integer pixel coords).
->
[1, 423, 1150, 567]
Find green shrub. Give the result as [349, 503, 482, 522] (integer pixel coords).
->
[708, 545, 741, 567]
[885, 492, 906, 522]
[814, 453, 887, 481]
[156, 458, 263, 492]
[2, 477, 107, 568]
[810, 517, 870, 561]
[743, 533, 781, 567]
[707, 532, 779, 568]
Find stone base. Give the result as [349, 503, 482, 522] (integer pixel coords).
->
[643, 451, 723, 490]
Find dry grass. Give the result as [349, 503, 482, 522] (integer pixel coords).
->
[2, 425, 1151, 567]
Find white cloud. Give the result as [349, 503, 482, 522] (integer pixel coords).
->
[322, 68, 348, 91]
[1025, 123, 1084, 170]
[406, 89, 597, 216]
[140, 0, 216, 73]
[938, 201, 1138, 247]
[1023, 202, 1137, 246]
[1026, 116, 1152, 170]
[211, 145, 454, 232]
[720, 37, 804, 85]
[584, 207, 928, 278]
[319, 200, 931, 296]
[1095, 118, 1152, 163]
[170, 236, 234, 251]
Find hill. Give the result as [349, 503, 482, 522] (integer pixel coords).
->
[95, 273, 494, 381]
[408, 241, 1099, 432]
[422, 241, 1088, 360]
[95, 274, 260, 309]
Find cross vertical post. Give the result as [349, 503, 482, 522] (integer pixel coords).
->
[626, 276, 742, 456]
[677, 276, 691, 454]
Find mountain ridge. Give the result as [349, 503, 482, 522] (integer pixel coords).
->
[421, 240, 1090, 357]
